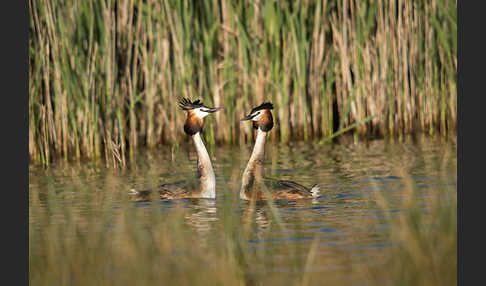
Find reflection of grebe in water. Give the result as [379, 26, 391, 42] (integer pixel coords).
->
[240, 102, 320, 201]
[130, 98, 223, 202]
[184, 199, 218, 238]
[241, 203, 270, 241]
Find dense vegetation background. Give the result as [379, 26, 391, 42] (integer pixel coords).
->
[29, 0, 457, 166]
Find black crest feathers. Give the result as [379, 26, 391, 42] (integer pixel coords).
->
[179, 97, 204, 110]
[250, 102, 273, 114]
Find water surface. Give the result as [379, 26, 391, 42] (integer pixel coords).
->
[29, 135, 457, 285]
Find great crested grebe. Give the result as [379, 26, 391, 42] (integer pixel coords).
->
[240, 102, 320, 201]
[130, 98, 223, 202]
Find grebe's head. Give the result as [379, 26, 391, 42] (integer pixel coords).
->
[179, 97, 223, 135]
[241, 102, 274, 132]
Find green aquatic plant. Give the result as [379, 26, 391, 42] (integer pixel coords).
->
[29, 0, 457, 166]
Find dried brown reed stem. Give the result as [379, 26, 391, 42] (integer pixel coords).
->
[29, 0, 457, 166]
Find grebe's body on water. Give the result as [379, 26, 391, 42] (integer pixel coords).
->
[240, 102, 320, 201]
[130, 98, 222, 202]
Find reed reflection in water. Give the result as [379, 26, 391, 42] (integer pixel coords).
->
[29, 135, 457, 286]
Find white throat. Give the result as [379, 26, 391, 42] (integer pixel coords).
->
[192, 132, 216, 198]
[192, 108, 210, 119]
[249, 128, 267, 163]
[240, 128, 267, 198]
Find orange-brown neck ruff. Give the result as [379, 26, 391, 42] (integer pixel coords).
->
[253, 110, 274, 132]
[184, 112, 203, 135]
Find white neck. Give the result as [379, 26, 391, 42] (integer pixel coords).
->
[240, 128, 267, 198]
[192, 132, 216, 198]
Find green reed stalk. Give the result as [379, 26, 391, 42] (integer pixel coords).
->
[29, 0, 457, 166]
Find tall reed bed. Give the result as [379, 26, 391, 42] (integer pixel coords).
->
[29, 0, 457, 166]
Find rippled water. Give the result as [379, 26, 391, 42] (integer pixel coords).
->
[29, 135, 457, 285]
